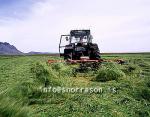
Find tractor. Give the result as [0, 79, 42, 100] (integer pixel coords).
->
[47, 29, 125, 72]
[59, 30, 101, 63]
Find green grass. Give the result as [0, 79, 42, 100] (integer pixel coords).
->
[96, 62, 126, 82]
[0, 54, 150, 117]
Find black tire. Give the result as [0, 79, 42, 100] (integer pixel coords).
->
[95, 50, 101, 60]
[88, 43, 100, 60]
[64, 49, 72, 60]
[64, 54, 72, 60]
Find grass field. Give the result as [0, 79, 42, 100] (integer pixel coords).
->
[0, 54, 150, 117]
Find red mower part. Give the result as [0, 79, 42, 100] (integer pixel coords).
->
[47, 59, 64, 64]
[66, 59, 103, 64]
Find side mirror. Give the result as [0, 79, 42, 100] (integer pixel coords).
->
[66, 37, 69, 41]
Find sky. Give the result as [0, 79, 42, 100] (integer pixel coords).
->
[0, 0, 150, 53]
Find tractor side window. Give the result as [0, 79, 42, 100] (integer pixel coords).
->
[59, 36, 70, 54]
[60, 36, 69, 47]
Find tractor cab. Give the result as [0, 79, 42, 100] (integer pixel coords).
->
[69, 30, 92, 44]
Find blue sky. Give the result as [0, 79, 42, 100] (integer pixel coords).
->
[0, 0, 34, 19]
[0, 0, 150, 53]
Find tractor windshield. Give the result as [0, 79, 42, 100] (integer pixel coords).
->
[70, 30, 92, 44]
[70, 36, 88, 43]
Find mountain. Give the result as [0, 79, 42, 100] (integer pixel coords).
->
[0, 42, 57, 55]
[0, 42, 23, 55]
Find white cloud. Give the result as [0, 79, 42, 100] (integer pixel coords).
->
[0, 0, 150, 52]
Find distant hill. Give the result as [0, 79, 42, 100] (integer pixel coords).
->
[27, 51, 51, 55]
[0, 42, 23, 55]
[0, 42, 57, 55]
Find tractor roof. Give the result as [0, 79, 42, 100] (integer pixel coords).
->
[70, 30, 90, 37]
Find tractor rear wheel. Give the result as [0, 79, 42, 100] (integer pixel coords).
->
[89, 43, 100, 60]
[64, 49, 72, 60]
